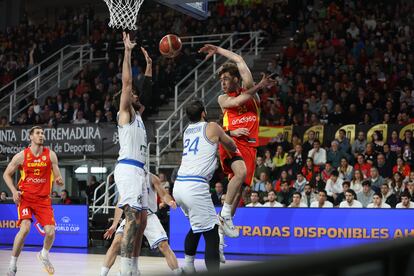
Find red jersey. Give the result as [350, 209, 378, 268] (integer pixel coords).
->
[222, 88, 260, 147]
[18, 147, 54, 199]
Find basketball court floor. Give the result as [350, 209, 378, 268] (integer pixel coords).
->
[0, 246, 258, 275]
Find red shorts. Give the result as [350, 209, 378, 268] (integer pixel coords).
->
[219, 143, 257, 186]
[17, 195, 55, 227]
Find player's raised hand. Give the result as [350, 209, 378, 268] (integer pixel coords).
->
[167, 200, 177, 209]
[141, 47, 152, 65]
[55, 176, 64, 186]
[123, 32, 136, 51]
[103, 224, 117, 240]
[231, 128, 250, 137]
[258, 73, 277, 89]
[12, 191, 21, 205]
[199, 44, 219, 60]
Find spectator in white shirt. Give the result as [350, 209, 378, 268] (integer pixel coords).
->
[294, 172, 308, 193]
[396, 192, 414, 209]
[263, 191, 283, 207]
[308, 140, 327, 167]
[301, 183, 316, 207]
[311, 190, 334, 208]
[246, 191, 263, 207]
[339, 189, 363, 208]
[325, 170, 343, 201]
[289, 192, 308, 208]
[367, 193, 391, 208]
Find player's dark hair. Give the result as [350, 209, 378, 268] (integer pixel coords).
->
[293, 191, 302, 198]
[29, 126, 43, 135]
[217, 62, 241, 80]
[251, 191, 260, 197]
[319, 190, 327, 196]
[374, 192, 382, 198]
[186, 100, 205, 123]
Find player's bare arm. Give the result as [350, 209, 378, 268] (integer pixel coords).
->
[217, 74, 276, 109]
[119, 32, 136, 126]
[199, 44, 253, 89]
[206, 122, 237, 153]
[150, 173, 176, 209]
[138, 47, 153, 116]
[3, 151, 24, 204]
[141, 47, 152, 77]
[50, 151, 64, 186]
[104, 204, 124, 240]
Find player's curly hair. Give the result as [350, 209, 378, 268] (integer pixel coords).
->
[217, 62, 241, 79]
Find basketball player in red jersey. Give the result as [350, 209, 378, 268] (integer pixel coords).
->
[3, 126, 64, 275]
[199, 44, 275, 238]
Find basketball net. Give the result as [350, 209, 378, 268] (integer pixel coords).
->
[104, 0, 145, 30]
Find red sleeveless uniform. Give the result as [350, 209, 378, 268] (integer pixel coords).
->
[219, 88, 260, 186]
[17, 147, 55, 227]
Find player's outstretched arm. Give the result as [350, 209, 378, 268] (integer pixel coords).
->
[119, 32, 136, 123]
[150, 173, 176, 209]
[104, 204, 124, 239]
[141, 47, 152, 77]
[206, 122, 237, 153]
[3, 152, 24, 204]
[50, 151, 64, 186]
[199, 44, 253, 89]
[138, 47, 153, 115]
[218, 74, 276, 109]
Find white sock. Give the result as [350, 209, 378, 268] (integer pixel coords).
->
[9, 256, 17, 270]
[120, 257, 132, 275]
[131, 257, 139, 274]
[172, 268, 182, 274]
[184, 254, 195, 264]
[41, 248, 49, 258]
[100, 267, 110, 276]
[221, 203, 232, 218]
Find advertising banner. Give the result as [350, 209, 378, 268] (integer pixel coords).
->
[0, 204, 88, 247]
[170, 208, 414, 255]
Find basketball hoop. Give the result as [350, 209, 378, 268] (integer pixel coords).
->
[103, 0, 145, 30]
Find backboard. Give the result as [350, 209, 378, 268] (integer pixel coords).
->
[154, 0, 209, 20]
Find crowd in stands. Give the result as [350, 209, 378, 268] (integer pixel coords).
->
[0, 1, 286, 126]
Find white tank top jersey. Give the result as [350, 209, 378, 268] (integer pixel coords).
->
[177, 122, 217, 182]
[147, 174, 158, 214]
[117, 112, 148, 163]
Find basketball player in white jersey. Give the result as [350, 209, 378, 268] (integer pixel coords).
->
[173, 100, 238, 273]
[100, 174, 182, 275]
[115, 32, 152, 276]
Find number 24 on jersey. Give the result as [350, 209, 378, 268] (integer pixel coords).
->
[183, 137, 199, 156]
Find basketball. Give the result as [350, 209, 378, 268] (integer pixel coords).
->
[159, 34, 182, 58]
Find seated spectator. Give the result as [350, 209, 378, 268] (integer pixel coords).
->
[396, 192, 414, 209]
[272, 145, 288, 176]
[253, 172, 269, 193]
[302, 131, 316, 157]
[375, 153, 393, 179]
[354, 154, 371, 178]
[380, 183, 397, 208]
[211, 182, 224, 207]
[383, 143, 397, 166]
[60, 189, 72, 205]
[388, 130, 404, 155]
[357, 180, 375, 208]
[0, 116, 9, 128]
[294, 172, 308, 193]
[325, 170, 343, 201]
[288, 192, 307, 208]
[307, 140, 326, 167]
[393, 157, 411, 178]
[370, 167, 386, 192]
[263, 150, 274, 171]
[301, 183, 316, 207]
[310, 190, 333, 208]
[51, 191, 59, 198]
[292, 144, 305, 172]
[337, 129, 351, 155]
[302, 157, 320, 182]
[390, 172, 405, 199]
[338, 157, 353, 181]
[254, 156, 270, 184]
[352, 131, 367, 158]
[405, 182, 414, 200]
[262, 182, 275, 202]
[277, 181, 294, 207]
[263, 191, 283, 207]
[273, 170, 293, 192]
[246, 191, 263, 207]
[0, 191, 8, 202]
[72, 110, 88, 124]
[402, 144, 414, 168]
[321, 162, 333, 182]
[339, 189, 363, 208]
[367, 193, 391, 208]
[327, 140, 346, 168]
[364, 143, 377, 165]
[371, 130, 384, 153]
[310, 174, 326, 192]
[335, 181, 351, 206]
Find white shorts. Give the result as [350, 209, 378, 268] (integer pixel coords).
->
[173, 180, 218, 233]
[114, 163, 148, 211]
[116, 213, 168, 249]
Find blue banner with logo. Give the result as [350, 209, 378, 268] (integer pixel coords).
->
[0, 204, 88, 247]
[170, 208, 414, 255]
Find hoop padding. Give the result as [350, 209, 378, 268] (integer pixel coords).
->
[104, 0, 144, 30]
